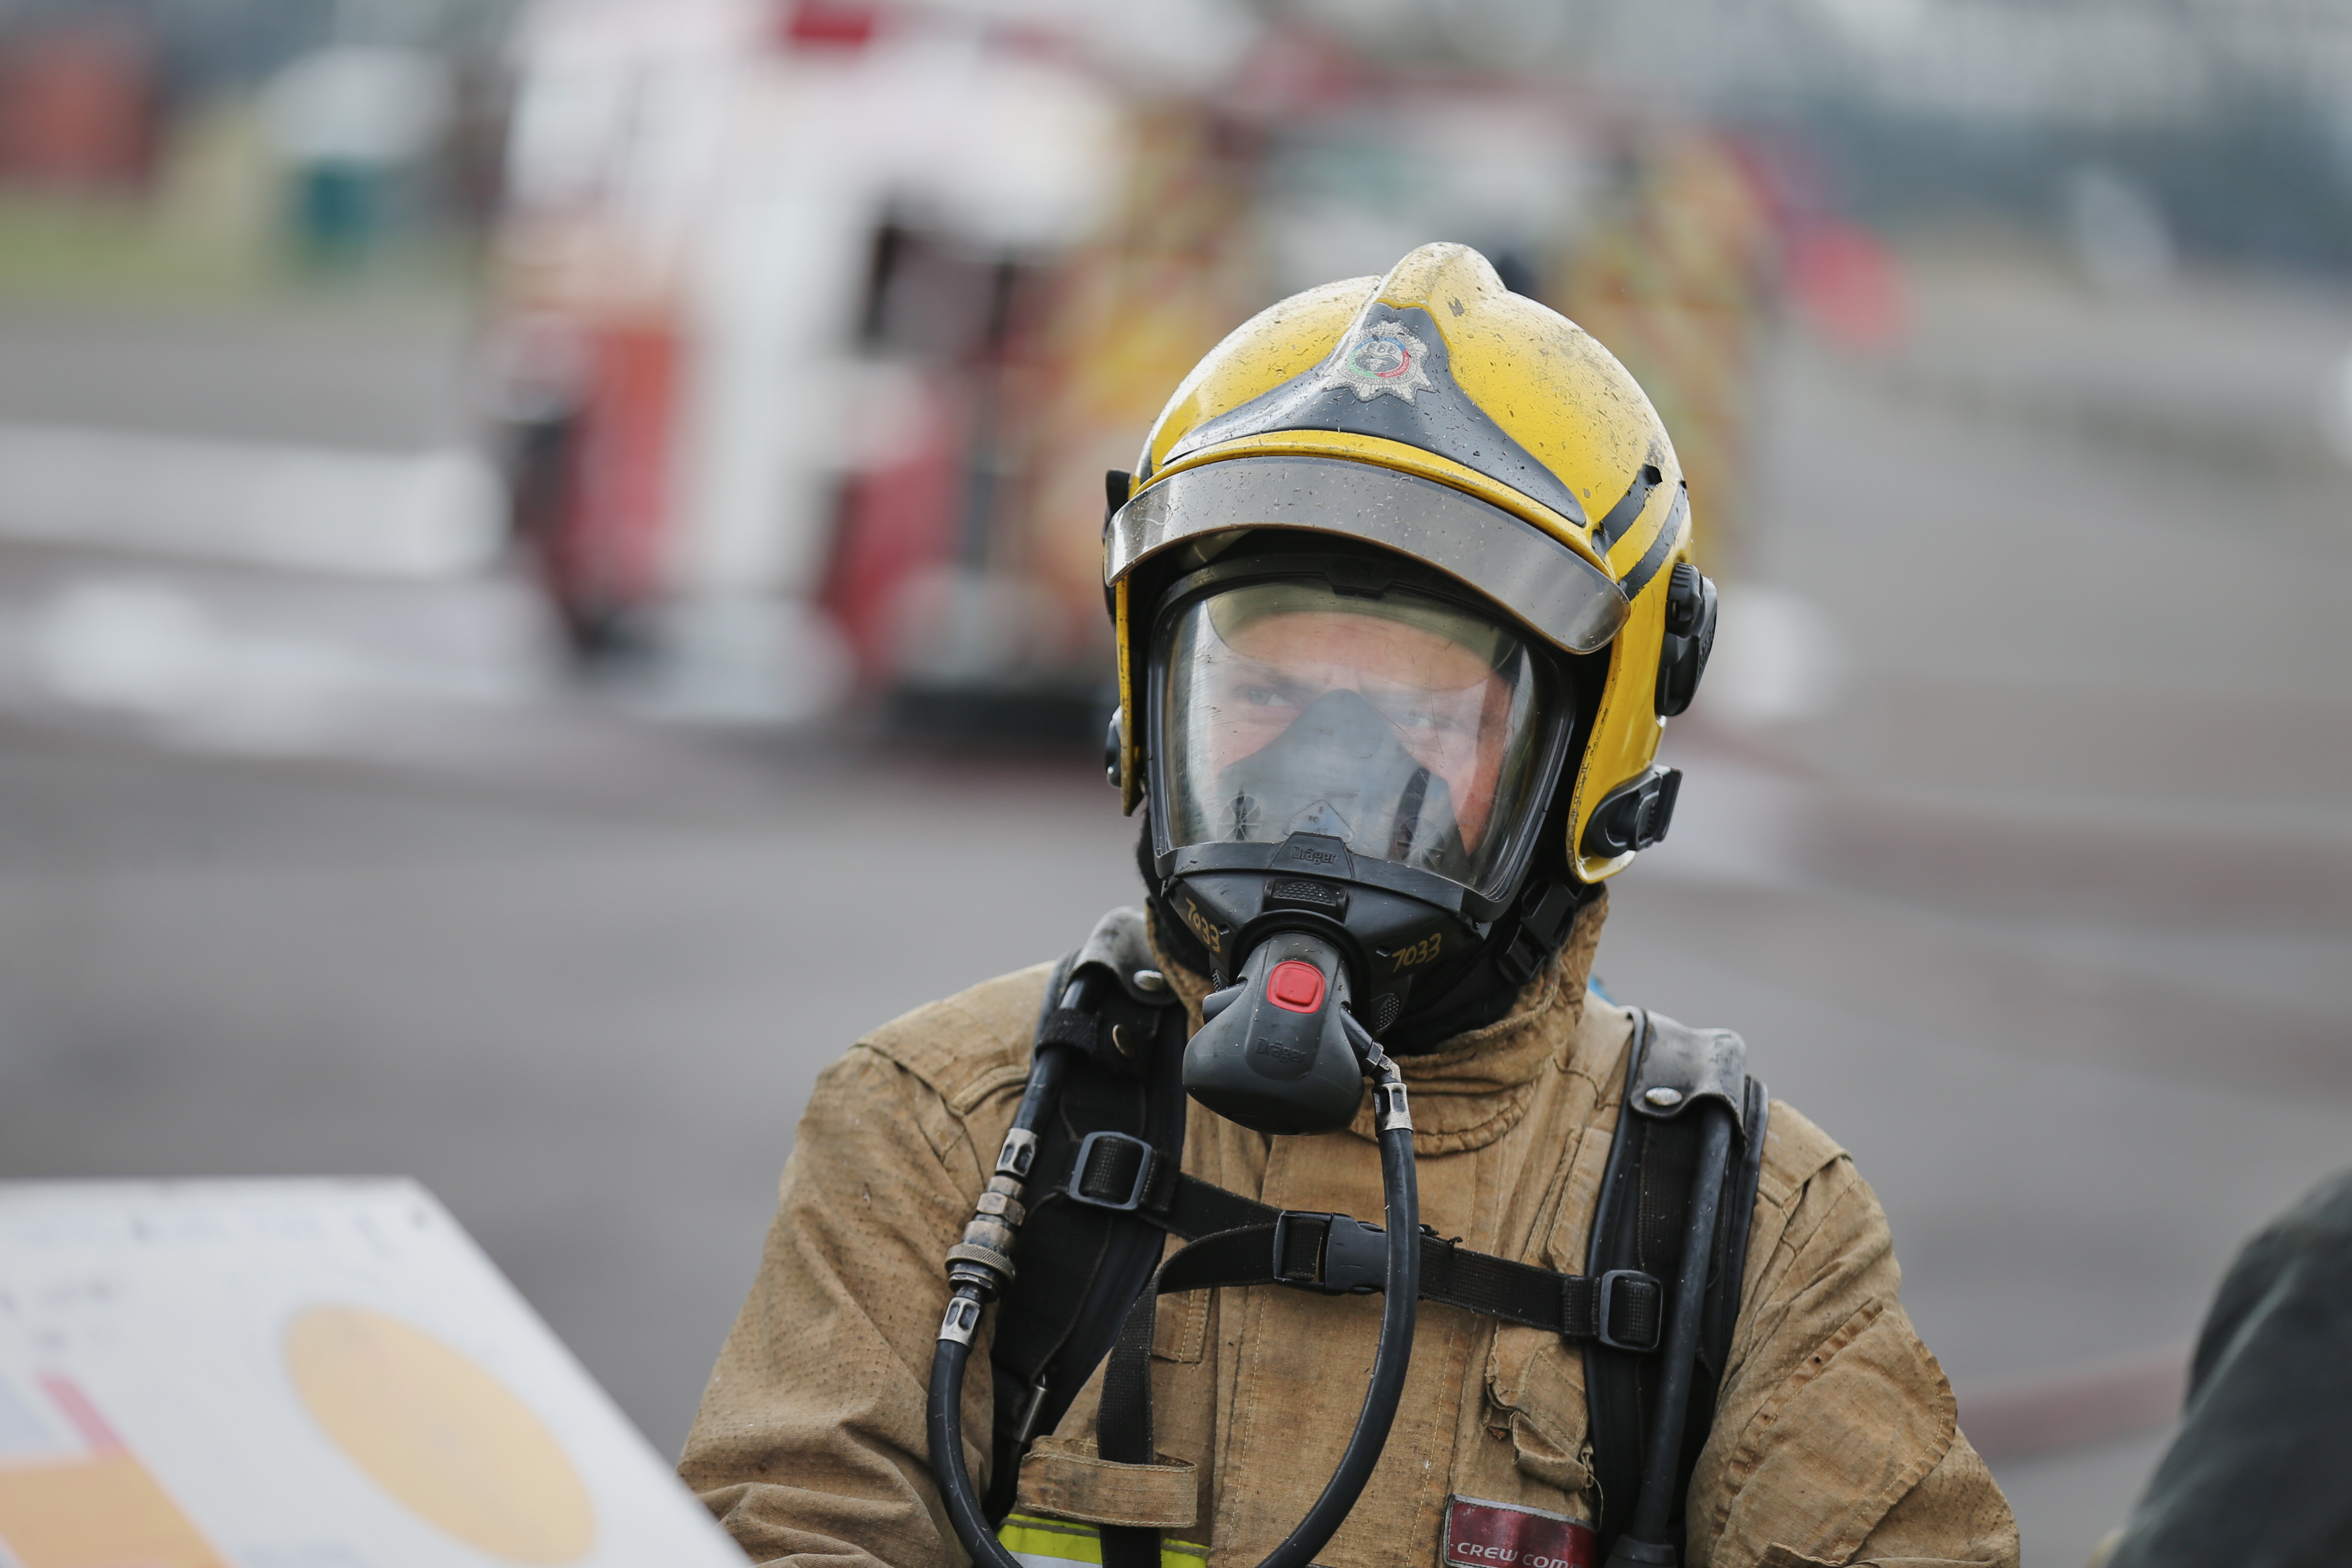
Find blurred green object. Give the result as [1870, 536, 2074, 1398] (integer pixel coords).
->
[0, 188, 475, 306]
[291, 162, 388, 265]
[261, 46, 452, 270]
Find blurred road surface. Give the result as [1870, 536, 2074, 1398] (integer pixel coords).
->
[0, 255, 2347, 1568]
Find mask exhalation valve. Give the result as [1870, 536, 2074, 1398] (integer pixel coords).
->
[1182, 930, 1367, 1136]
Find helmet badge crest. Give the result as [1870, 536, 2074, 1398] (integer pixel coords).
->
[1318, 318, 1437, 404]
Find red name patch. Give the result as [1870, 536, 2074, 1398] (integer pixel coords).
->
[1441, 1497, 1595, 1568]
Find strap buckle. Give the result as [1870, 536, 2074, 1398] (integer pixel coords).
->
[1594, 1268, 1662, 1352]
[1066, 1131, 1160, 1213]
[1272, 1211, 1386, 1295]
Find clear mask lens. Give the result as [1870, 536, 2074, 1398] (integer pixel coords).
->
[1160, 579, 1547, 895]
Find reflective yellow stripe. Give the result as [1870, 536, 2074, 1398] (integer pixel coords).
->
[997, 1512, 1208, 1568]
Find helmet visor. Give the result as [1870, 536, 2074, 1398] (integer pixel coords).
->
[1159, 578, 1550, 896]
[1109, 456, 1628, 656]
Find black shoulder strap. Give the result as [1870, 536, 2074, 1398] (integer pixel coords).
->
[983, 910, 1187, 1522]
[1583, 1009, 1769, 1561]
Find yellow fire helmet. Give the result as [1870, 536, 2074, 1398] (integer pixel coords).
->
[1105, 242, 1716, 904]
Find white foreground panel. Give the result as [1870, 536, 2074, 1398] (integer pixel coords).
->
[0, 1179, 743, 1568]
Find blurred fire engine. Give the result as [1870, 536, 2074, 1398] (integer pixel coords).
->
[487, 0, 1806, 736]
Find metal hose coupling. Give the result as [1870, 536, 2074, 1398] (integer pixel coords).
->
[1340, 1008, 1413, 1135]
[937, 992, 1086, 1345]
[938, 1135, 1035, 1340]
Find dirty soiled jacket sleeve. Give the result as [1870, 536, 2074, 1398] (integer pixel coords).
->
[680, 1041, 1001, 1568]
[1685, 1127, 2020, 1568]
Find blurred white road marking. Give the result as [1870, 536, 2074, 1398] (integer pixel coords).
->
[0, 422, 503, 579]
[28, 579, 215, 714]
[19, 576, 542, 753]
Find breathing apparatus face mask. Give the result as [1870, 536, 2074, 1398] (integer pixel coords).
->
[1164, 580, 1547, 889]
[1146, 558, 1574, 1134]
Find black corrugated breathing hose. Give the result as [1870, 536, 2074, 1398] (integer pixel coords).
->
[928, 1009, 1418, 1568]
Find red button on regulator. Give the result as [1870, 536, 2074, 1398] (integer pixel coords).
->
[1266, 960, 1327, 1014]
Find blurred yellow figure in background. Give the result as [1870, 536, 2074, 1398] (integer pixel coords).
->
[1015, 106, 1262, 663]
[1558, 133, 1778, 577]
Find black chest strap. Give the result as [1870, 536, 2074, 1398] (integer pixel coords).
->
[1048, 1134, 1666, 1350]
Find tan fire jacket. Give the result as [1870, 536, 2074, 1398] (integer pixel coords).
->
[681, 899, 2018, 1568]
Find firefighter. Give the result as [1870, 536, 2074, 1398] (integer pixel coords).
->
[680, 244, 2019, 1568]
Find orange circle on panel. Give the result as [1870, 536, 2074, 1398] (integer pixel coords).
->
[285, 1305, 597, 1564]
